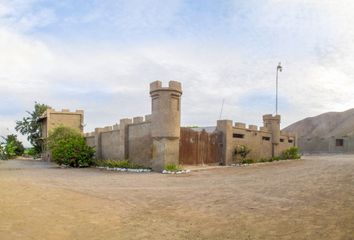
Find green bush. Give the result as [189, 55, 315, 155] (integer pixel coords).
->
[241, 159, 254, 164]
[281, 147, 301, 160]
[0, 134, 25, 159]
[233, 145, 251, 163]
[94, 159, 145, 169]
[48, 126, 95, 167]
[24, 147, 39, 158]
[164, 163, 183, 172]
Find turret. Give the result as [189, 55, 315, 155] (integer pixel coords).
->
[150, 80, 182, 171]
[263, 114, 281, 144]
[263, 114, 281, 157]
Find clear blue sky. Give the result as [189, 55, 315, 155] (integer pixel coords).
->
[1, 0, 354, 146]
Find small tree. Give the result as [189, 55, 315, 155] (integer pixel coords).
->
[0, 135, 23, 160]
[15, 102, 49, 155]
[2, 134, 24, 156]
[48, 126, 95, 167]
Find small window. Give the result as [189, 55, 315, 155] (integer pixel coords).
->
[288, 139, 293, 143]
[233, 133, 244, 139]
[280, 139, 284, 142]
[262, 136, 270, 141]
[336, 139, 344, 147]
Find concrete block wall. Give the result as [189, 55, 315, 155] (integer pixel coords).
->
[40, 108, 84, 138]
[84, 115, 153, 166]
[298, 135, 354, 154]
[85, 80, 183, 171]
[217, 115, 297, 165]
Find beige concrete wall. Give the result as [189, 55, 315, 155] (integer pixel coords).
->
[84, 81, 182, 171]
[101, 129, 124, 160]
[49, 113, 83, 134]
[85, 136, 95, 148]
[217, 115, 297, 164]
[41, 118, 47, 139]
[40, 109, 83, 138]
[128, 122, 152, 167]
[85, 116, 153, 167]
[231, 127, 273, 160]
[298, 135, 354, 154]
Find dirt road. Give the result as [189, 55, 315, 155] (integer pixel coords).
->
[0, 156, 353, 240]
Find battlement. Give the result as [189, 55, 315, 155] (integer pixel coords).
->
[40, 108, 84, 120]
[263, 114, 281, 123]
[150, 80, 182, 94]
[85, 115, 152, 136]
[234, 122, 246, 129]
[44, 108, 83, 115]
[248, 125, 258, 131]
[259, 127, 269, 132]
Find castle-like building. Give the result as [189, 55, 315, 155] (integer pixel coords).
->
[40, 81, 297, 171]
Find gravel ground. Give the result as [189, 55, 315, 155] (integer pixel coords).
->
[0, 155, 353, 240]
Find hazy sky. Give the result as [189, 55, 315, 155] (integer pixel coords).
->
[1, 0, 354, 146]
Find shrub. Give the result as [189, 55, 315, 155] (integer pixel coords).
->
[241, 159, 254, 164]
[95, 159, 145, 169]
[24, 147, 39, 158]
[48, 126, 95, 167]
[0, 134, 25, 159]
[281, 147, 301, 160]
[164, 163, 183, 172]
[233, 145, 251, 163]
[0, 140, 17, 160]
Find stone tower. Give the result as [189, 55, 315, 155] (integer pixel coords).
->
[150, 80, 182, 171]
[263, 114, 281, 157]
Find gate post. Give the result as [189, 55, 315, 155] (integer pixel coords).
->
[216, 120, 233, 165]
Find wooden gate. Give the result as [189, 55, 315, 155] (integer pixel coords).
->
[179, 128, 222, 165]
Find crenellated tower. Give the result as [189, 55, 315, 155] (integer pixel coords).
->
[150, 80, 182, 171]
[263, 114, 281, 157]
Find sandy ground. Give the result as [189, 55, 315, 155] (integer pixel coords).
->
[0, 156, 353, 240]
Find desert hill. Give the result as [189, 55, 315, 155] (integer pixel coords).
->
[283, 108, 354, 138]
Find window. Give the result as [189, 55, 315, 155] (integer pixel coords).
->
[288, 139, 293, 143]
[262, 136, 270, 141]
[280, 139, 284, 142]
[233, 133, 244, 139]
[336, 139, 344, 147]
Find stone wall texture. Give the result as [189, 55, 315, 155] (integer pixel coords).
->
[82, 81, 297, 170]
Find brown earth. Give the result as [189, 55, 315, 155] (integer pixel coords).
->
[283, 108, 354, 138]
[0, 156, 353, 240]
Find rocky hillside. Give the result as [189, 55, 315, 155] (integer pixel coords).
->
[283, 108, 354, 138]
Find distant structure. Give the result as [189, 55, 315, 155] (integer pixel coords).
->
[38, 108, 84, 161]
[284, 109, 354, 154]
[42, 80, 297, 170]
